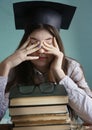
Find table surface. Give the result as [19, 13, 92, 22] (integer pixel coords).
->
[0, 124, 12, 130]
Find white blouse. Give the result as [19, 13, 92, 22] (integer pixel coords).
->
[0, 57, 92, 123]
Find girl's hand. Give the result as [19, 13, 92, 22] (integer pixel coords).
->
[43, 37, 65, 82]
[0, 38, 40, 76]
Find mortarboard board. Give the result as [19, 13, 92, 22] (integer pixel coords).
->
[13, 1, 76, 30]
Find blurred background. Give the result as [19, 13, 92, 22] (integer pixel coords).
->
[0, 0, 92, 123]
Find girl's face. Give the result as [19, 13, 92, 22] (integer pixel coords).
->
[29, 28, 54, 72]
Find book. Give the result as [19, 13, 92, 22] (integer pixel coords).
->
[13, 124, 70, 130]
[11, 113, 70, 122]
[9, 84, 70, 128]
[9, 84, 68, 106]
[13, 119, 70, 127]
[9, 105, 68, 116]
[11, 113, 71, 127]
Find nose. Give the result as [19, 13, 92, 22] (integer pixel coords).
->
[38, 41, 45, 53]
[38, 46, 45, 53]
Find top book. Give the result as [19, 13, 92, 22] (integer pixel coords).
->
[9, 83, 68, 106]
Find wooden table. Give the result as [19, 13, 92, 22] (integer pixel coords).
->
[0, 124, 13, 130]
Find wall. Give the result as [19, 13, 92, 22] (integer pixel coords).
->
[0, 0, 92, 123]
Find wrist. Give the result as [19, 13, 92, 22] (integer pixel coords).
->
[54, 69, 66, 83]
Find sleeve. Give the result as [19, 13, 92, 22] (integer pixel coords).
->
[0, 76, 9, 120]
[59, 63, 92, 124]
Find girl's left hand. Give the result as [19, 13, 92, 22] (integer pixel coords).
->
[43, 37, 65, 82]
[43, 37, 63, 70]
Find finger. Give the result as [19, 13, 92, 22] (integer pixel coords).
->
[26, 42, 40, 51]
[25, 42, 41, 54]
[43, 41, 58, 55]
[26, 56, 39, 60]
[53, 37, 59, 49]
[26, 45, 41, 55]
[43, 41, 54, 50]
[20, 38, 30, 49]
[43, 41, 60, 55]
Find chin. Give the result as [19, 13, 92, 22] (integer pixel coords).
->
[37, 63, 48, 67]
[33, 61, 49, 68]
[31, 58, 51, 68]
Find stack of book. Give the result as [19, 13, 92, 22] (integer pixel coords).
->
[9, 84, 71, 130]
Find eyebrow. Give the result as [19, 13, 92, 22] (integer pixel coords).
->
[30, 37, 53, 41]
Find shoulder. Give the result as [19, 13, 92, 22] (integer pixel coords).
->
[65, 57, 83, 77]
[65, 56, 81, 68]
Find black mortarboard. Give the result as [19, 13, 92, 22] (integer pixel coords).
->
[13, 1, 76, 30]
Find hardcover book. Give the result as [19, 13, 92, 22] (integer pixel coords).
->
[9, 105, 68, 116]
[13, 124, 70, 130]
[9, 84, 68, 106]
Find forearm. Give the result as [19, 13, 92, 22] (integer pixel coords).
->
[0, 76, 9, 120]
[0, 93, 9, 120]
[59, 76, 92, 124]
[0, 60, 11, 77]
[52, 68, 66, 83]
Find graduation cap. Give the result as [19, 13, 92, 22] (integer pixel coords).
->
[13, 1, 76, 30]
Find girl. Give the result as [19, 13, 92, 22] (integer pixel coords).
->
[0, 24, 92, 124]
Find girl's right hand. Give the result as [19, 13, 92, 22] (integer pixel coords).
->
[0, 38, 40, 76]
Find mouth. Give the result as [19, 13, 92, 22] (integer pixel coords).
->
[39, 56, 47, 60]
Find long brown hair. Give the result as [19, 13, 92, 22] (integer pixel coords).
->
[6, 24, 68, 92]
